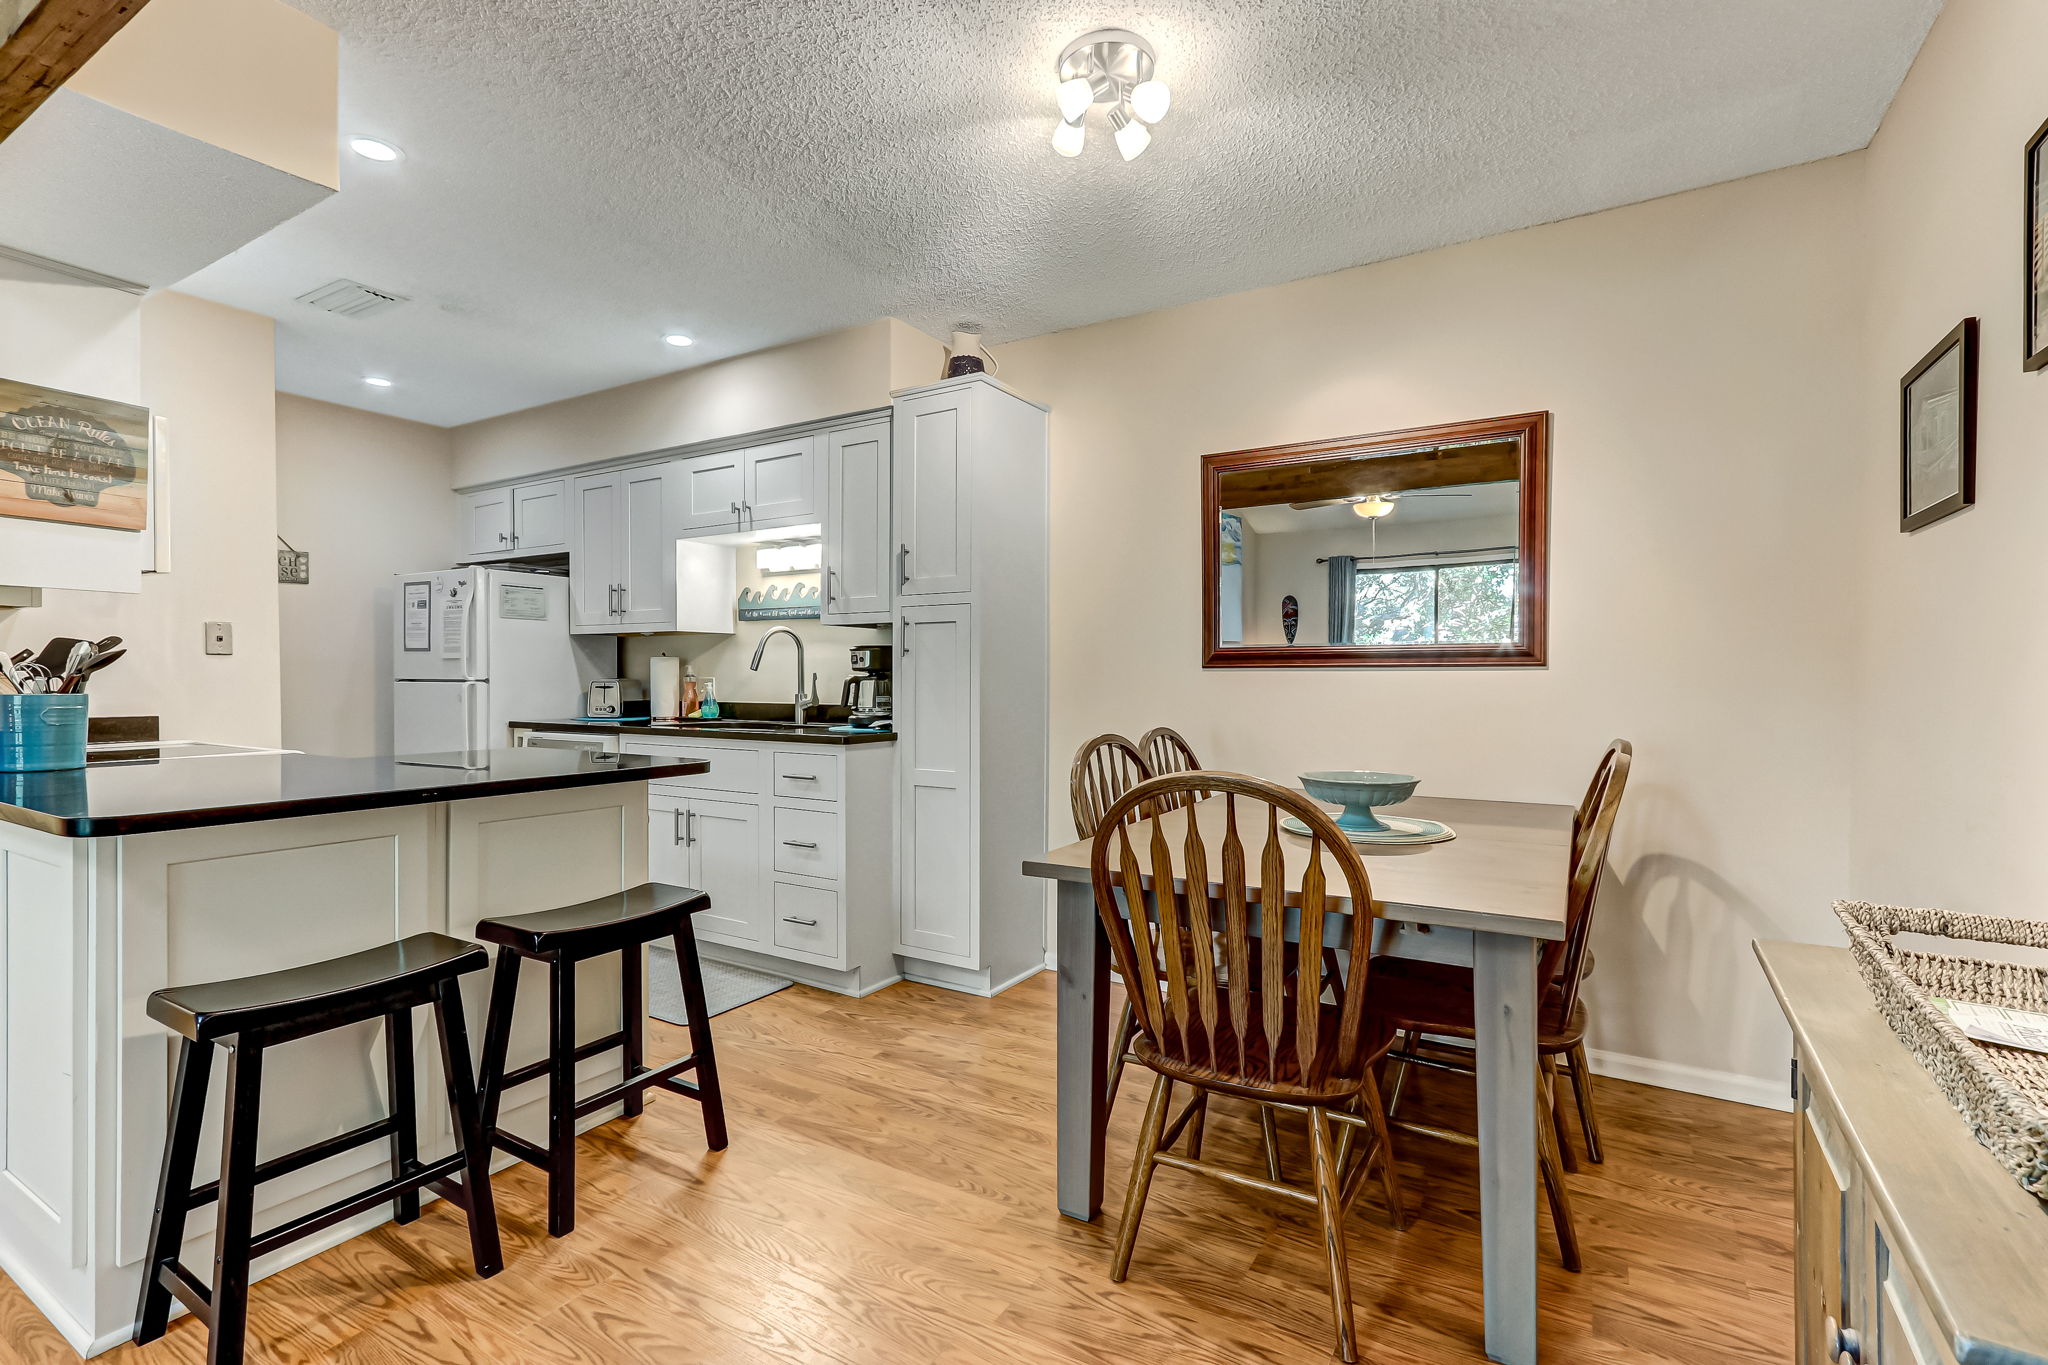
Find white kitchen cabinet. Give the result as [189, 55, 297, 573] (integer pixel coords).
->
[627, 735, 898, 995]
[888, 374, 1049, 996]
[822, 420, 892, 625]
[673, 448, 745, 534]
[462, 477, 567, 559]
[897, 604, 974, 960]
[893, 388, 973, 597]
[462, 487, 513, 558]
[744, 436, 823, 526]
[671, 437, 823, 537]
[569, 463, 676, 633]
[510, 478, 569, 554]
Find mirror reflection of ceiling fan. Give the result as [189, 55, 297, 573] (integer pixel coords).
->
[1288, 490, 1474, 518]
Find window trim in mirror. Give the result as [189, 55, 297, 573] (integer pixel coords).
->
[1201, 411, 1550, 668]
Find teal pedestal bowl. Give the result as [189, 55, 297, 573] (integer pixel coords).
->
[1298, 771, 1420, 834]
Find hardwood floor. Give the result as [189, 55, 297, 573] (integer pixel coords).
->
[0, 975, 1792, 1364]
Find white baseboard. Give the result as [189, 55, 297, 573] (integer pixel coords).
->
[899, 958, 1047, 997]
[1585, 1047, 1792, 1113]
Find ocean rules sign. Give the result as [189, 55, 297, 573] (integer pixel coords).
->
[0, 377, 151, 533]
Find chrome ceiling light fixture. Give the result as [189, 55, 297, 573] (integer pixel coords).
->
[1052, 28, 1170, 161]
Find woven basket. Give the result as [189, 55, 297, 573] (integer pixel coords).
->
[1835, 900, 2048, 1201]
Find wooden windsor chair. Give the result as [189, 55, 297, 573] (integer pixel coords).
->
[1092, 772, 1403, 1363]
[1372, 739, 1633, 1271]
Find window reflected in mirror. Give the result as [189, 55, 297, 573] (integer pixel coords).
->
[1203, 413, 1548, 667]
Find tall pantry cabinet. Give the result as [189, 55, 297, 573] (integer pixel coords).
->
[890, 373, 1050, 995]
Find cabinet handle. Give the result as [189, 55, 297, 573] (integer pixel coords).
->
[1824, 1318, 1862, 1364]
[780, 916, 819, 927]
[673, 808, 685, 845]
[824, 567, 836, 607]
[897, 542, 910, 588]
[781, 839, 819, 849]
[498, 531, 509, 543]
[785, 773, 818, 781]
[899, 616, 910, 654]
[685, 809, 697, 845]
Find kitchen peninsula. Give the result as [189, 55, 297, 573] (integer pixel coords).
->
[0, 746, 707, 1355]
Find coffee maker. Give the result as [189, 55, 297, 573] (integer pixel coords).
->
[840, 644, 892, 729]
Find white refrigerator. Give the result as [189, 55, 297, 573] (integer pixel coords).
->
[391, 567, 611, 753]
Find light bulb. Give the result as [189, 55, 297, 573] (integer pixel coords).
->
[1130, 80, 1171, 124]
[1352, 496, 1396, 519]
[348, 136, 402, 162]
[1114, 115, 1151, 162]
[363, 376, 394, 388]
[1052, 118, 1086, 158]
[1057, 77, 1094, 123]
[663, 333, 693, 347]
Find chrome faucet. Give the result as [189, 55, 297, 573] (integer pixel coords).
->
[749, 626, 818, 724]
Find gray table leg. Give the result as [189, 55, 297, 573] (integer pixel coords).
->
[1055, 878, 1110, 1220]
[1473, 930, 1540, 1365]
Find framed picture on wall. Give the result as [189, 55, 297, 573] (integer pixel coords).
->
[2028, 116, 2048, 371]
[1899, 318, 1977, 532]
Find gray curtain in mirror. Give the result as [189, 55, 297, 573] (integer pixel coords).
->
[1326, 555, 1356, 645]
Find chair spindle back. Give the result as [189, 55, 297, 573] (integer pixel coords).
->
[1089, 773, 1381, 1095]
[1547, 740, 1632, 1020]
[1140, 727, 1204, 814]
[1070, 734, 1154, 840]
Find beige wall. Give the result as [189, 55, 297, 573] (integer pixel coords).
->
[997, 156, 1868, 1105]
[276, 395, 458, 755]
[1850, 0, 2048, 912]
[68, 0, 340, 189]
[450, 319, 943, 488]
[0, 289, 282, 745]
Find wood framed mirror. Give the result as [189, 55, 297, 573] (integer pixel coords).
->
[1202, 411, 1549, 668]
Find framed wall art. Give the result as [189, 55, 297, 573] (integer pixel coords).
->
[1900, 318, 1977, 532]
[0, 377, 151, 532]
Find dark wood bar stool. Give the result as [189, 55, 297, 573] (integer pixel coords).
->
[474, 881, 728, 1238]
[134, 933, 502, 1365]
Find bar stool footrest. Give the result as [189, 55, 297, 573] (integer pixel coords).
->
[496, 1029, 629, 1093]
[184, 1114, 400, 1208]
[248, 1152, 468, 1260]
[158, 1261, 214, 1325]
[570, 1053, 703, 1120]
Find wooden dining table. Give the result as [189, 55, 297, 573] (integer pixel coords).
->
[1022, 791, 1573, 1365]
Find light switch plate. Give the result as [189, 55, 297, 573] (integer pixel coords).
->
[204, 621, 233, 655]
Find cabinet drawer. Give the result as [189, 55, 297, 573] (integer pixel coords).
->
[773, 806, 841, 878]
[623, 740, 765, 796]
[772, 749, 839, 800]
[771, 881, 840, 958]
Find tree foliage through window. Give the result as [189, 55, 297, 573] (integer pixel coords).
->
[1354, 561, 1517, 645]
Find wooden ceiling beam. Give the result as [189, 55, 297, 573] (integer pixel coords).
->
[1218, 440, 1522, 509]
[0, 0, 156, 143]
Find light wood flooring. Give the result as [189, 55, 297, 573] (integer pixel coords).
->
[0, 975, 1793, 1364]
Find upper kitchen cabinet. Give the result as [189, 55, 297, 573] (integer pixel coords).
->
[460, 477, 568, 559]
[822, 420, 893, 625]
[893, 387, 975, 598]
[569, 463, 676, 632]
[672, 437, 823, 536]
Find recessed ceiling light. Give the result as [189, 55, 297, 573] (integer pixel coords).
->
[348, 137, 402, 162]
[363, 376, 394, 388]
[663, 333, 694, 347]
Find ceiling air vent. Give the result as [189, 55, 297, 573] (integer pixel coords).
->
[295, 279, 408, 318]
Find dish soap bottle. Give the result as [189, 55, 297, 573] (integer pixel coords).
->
[679, 663, 700, 720]
[697, 675, 719, 719]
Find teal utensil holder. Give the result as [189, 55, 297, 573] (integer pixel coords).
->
[0, 693, 89, 771]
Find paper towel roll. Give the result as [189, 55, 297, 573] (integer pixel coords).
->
[649, 655, 683, 721]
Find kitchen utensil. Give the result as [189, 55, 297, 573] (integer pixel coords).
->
[30, 637, 85, 675]
[1297, 770, 1420, 834]
[65, 647, 124, 691]
[90, 635, 121, 653]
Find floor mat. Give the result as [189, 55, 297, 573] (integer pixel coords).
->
[648, 944, 791, 1023]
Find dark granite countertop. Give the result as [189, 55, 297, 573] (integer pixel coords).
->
[0, 748, 709, 839]
[513, 717, 897, 746]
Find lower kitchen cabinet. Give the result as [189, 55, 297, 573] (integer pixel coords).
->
[631, 735, 898, 996]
